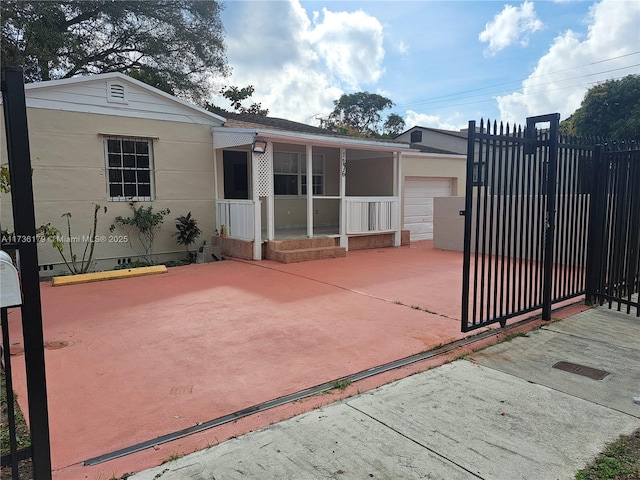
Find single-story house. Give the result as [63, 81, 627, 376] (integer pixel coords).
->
[0, 72, 465, 274]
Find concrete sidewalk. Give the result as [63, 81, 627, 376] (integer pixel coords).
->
[129, 305, 640, 480]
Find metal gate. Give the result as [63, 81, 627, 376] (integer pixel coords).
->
[461, 114, 595, 332]
[586, 145, 640, 314]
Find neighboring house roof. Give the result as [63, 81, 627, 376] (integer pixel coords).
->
[395, 125, 469, 140]
[394, 125, 470, 155]
[20, 72, 226, 126]
[408, 144, 463, 155]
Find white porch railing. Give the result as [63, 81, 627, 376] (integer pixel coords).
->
[216, 200, 256, 241]
[346, 197, 400, 234]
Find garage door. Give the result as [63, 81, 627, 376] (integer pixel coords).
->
[404, 177, 452, 241]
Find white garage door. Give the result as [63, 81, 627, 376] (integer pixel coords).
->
[404, 177, 452, 241]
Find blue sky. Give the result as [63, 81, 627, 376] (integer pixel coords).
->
[214, 0, 640, 131]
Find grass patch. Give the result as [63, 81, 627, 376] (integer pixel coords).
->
[1, 370, 31, 453]
[161, 452, 184, 464]
[331, 380, 352, 391]
[500, 332, 529, 342]
[392, 300, 454, 320]
[575, 429, 640, 479]
[1, 367, 33, 480]
[112, 260, 151, 270]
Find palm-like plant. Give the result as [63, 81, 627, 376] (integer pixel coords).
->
[174, 212, 202, 260]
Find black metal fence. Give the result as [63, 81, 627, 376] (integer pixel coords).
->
[460, 113, 639, 332]
[1, 67, 52, 479]
[586, 144, 640, 314]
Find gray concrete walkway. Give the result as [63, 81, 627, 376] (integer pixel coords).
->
[129, 306, 640, 480]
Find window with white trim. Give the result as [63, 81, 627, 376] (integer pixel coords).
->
[105, 137, 154, 201]
[273, 152, 324, 196]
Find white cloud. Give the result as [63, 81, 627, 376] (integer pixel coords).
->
[307, 8, 385, 90]
[214, 0, 386, 123]
[496, 0, 640, 124]
[479, 1, 543, 57]
[405, 110, 467, 131]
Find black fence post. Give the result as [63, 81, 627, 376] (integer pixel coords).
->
[1, 67, 52, 479]
[585, 145, 604, 304]
[524, 114, 560, 320]
[625, 151, 640, 313]
[542, 114, 560, 320]
[461, 120, 476, 332]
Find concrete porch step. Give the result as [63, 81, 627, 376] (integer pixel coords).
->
[266, 237, 346, 264]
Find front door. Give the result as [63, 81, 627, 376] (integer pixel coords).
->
[223, 150, 249, 199]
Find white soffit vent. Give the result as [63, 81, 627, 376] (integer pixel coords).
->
[107, 81, 128, 103]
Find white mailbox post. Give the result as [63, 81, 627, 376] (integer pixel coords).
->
[0, 250, 22, 307]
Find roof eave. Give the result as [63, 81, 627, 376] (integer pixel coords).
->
[213, 126, 413, 152]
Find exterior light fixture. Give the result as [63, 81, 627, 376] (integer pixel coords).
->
[252, 138, 268, 154]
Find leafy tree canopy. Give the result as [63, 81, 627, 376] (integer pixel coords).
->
[1, 0, 229, 103]
[206, 85, 269, 116]
[320, 92, 402, 138]
[383, 113, 406, 138]
[560, 74, 640, 140]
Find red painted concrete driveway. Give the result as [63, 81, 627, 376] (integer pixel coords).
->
[7, 241, 478, 478]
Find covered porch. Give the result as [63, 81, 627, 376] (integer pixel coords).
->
[212, 127, 411, 260]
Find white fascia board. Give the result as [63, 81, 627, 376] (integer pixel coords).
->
[403, 152, 466, 160]
[24, 98, 219, 126]
[214, 126, 412, 152]
[24, 72, 227, 125]
[213, 127, 261, 135]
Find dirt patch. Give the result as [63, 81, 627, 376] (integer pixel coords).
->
[44, 340, 69, 351]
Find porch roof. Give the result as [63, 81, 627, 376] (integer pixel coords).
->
[212, 125, 413, 152]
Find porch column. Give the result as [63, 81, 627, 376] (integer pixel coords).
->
[394, 151, 402, 246]
[306, 144, 313, 238]
[267, 195, 275, 240]
[253, 198, 262, 259]
[339, 148, 348, 250]
[213, 148, 219, 201]
[251, 150, 262, 260]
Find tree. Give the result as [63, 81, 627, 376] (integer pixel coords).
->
[206, 85, 269, 116]
[1, 1, 229, 102]
[560, 74, 640, 140]
[382, 113, 406, 138]
[0, 165, 9, 193]
[127, 67, 175, 96]
[320, 92, 397, 137]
